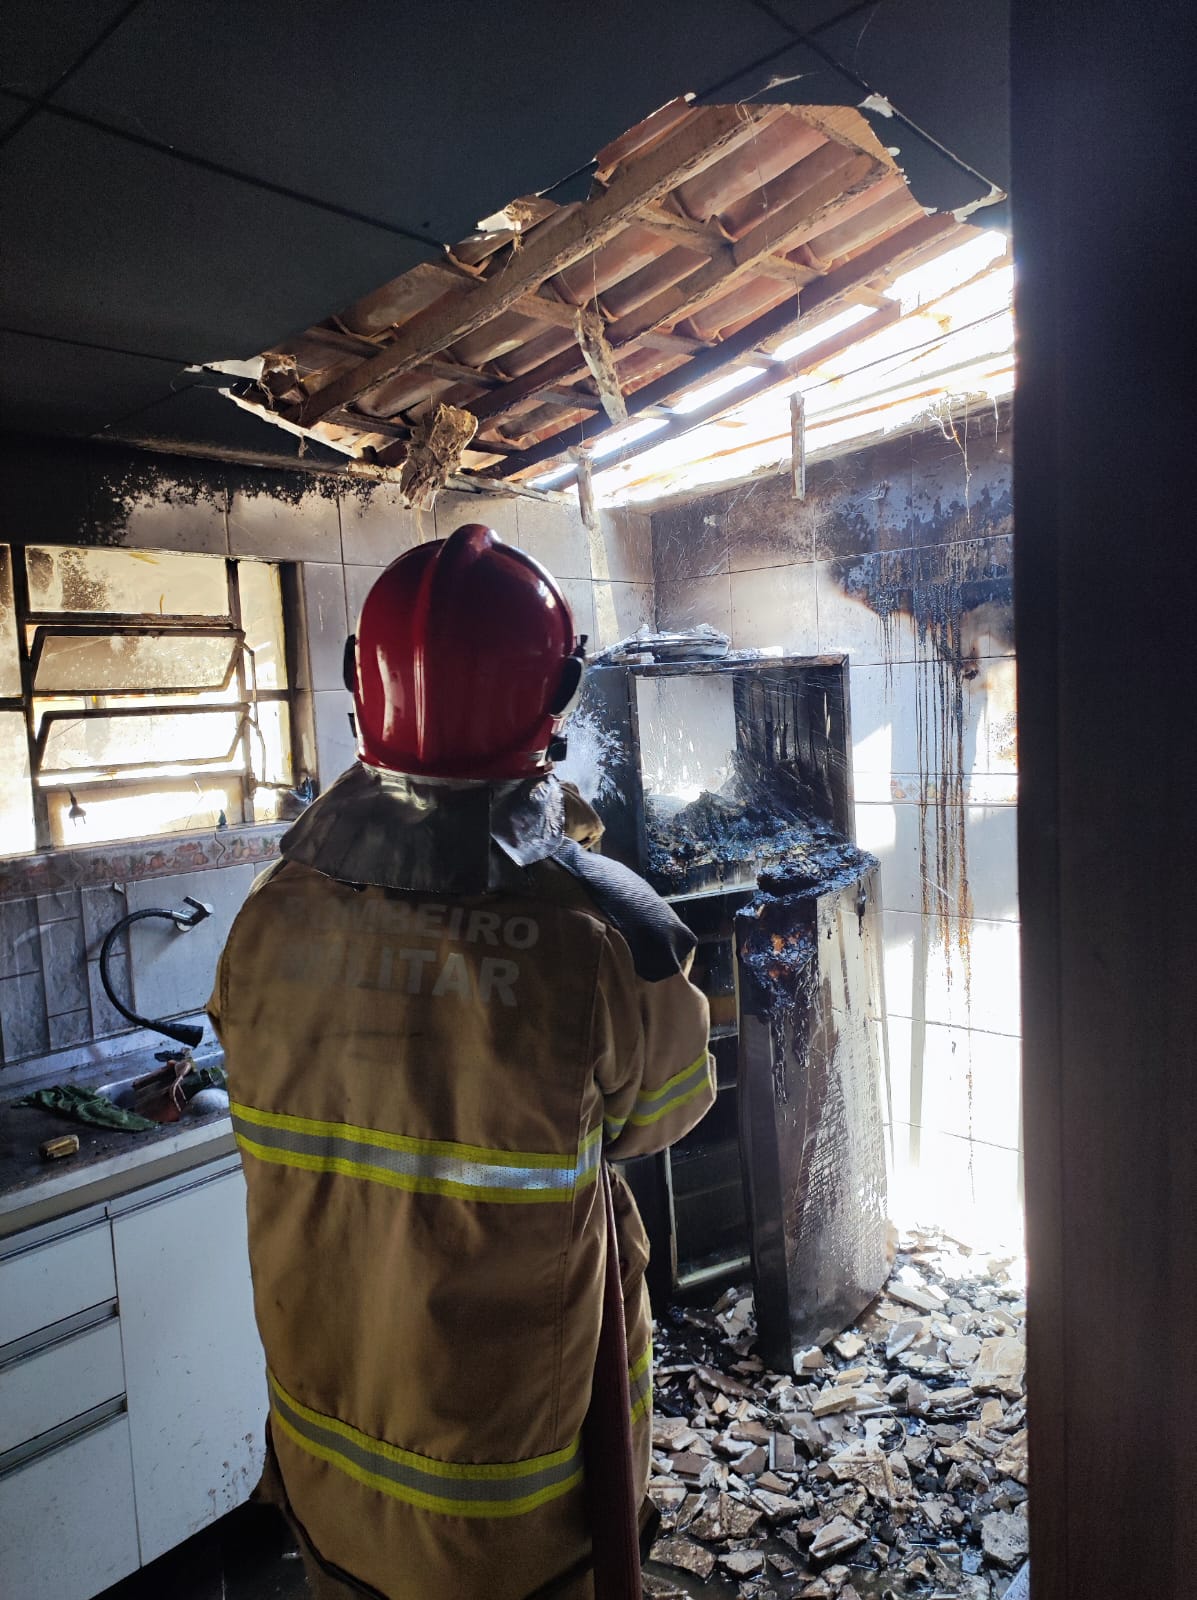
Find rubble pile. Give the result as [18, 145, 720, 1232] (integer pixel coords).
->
[644, 1229, 1027, 1600]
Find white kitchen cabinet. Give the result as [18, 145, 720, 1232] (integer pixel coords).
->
[0, 1413, 141, 1600]
[0, 1210, 115, 1347]
[109, 1156, 267, 1564]
[0, 1315, 125, 1456]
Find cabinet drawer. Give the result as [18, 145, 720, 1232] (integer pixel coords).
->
[0, 1412, 140, 1600]
[0, 1220, 116, 1347]
[0, 1316, 125, 1456]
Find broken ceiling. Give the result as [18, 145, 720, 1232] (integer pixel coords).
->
[227, 100, 991, 497]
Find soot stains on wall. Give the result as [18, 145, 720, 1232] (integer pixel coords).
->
[650, 409, 1018, 1206]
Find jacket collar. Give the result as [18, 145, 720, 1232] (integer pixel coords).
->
[280, 763, 603, 895]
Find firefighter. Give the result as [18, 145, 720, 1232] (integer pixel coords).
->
[209, 523, 713, 1600]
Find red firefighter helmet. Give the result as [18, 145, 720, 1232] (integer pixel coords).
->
[350, 523, 585, 780]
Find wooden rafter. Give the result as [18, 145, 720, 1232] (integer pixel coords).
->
[520, 302, 903, 488]
[295, 103, 778, 427]
[489, 301, 902, 482]
[464, 153, 887, 435]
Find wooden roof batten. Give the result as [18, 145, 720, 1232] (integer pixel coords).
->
[232, 100, 983, 489]
[294, 103, 779, 428]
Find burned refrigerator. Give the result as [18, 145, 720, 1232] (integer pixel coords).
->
[562, 651, 890, 1365]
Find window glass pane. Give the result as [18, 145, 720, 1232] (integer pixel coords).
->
[252, 701, 292, 789]
[40, 708, 243, 774]
[238, 561, 287, 689]
[47, 779, 238, 848]
[25, 546, 229, 617]
[0, 547, 20, 698]
[33, 631, 239, 693]
[0, 711, 35, 855]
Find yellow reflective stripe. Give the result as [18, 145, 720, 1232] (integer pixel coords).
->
[627, 1076, 710, 1128]
[632, 1050, 709, 1108]
[233, 1100, 572, 1170]
[625, 1051, 711, 1128]
[605, 1050, 712, 1141]
[628, 1339, 653, 1426]
[269, 1372, 583, 1519]
[233, 1103, 601, 1203]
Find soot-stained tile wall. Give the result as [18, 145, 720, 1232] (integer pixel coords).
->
[0, 437, 631, 1077]
[652, 409, 1020, 1232]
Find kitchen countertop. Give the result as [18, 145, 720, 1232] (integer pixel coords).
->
[0, 1044, 238, 1240]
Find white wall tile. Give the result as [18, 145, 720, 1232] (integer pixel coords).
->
[338, 483, 420, 566]
[556, 578, 595, 649]
[433, 492, 518, 543]
[856, 801, 924, 914]
[887, 1123, 1023, 1239]
[816, 559, 917, 665]
[857, 796, 1018, 924]
[344, 565, 385, 631]
[978, 656, 1018, 774]
[300, 563, 349, 692]
[126, 865, 255, 1021]
[730, 563, 818, 653]
[113, 489, 227, 555]
[592, 581, 653, 649]
[849, 664, 921, 777]
[656, 572, 732, 636]
[90, 460, 228, 555]
[313, 689, 356, 788]
[592, 508, 653, 585]
[963, 805, 1020, 921]
[227, 476, 341, 562]
[885, 1016, 1022, 1148]
[880, 909, 1022, 1037]
[517, 497, 591, 581]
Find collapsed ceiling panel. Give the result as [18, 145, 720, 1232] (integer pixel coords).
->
[227, 100, 987, 498]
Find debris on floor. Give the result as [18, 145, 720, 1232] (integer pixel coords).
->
[645, 1228, 1027, 1599]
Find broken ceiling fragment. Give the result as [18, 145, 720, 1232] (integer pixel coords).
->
[223, 99, 988, 498]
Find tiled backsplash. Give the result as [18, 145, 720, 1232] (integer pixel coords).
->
[0, 828, 283, 1072]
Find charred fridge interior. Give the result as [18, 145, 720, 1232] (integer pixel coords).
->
[572, 653, 888, 1350]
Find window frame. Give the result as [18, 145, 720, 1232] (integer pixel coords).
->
[1, 547, 299, 853]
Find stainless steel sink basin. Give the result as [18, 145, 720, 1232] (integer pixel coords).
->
[96, 1049, 226, 1120]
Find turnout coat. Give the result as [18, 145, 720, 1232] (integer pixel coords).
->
[209, 769, 712, 1599]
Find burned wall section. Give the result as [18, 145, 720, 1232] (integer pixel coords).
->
[652, 408, 1021, 1231]
[0, 434, 633, 1079]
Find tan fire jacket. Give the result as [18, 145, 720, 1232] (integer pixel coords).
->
[209, 785, 711, 1600]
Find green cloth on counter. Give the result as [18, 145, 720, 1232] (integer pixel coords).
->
[15, 1084, 158, 1132]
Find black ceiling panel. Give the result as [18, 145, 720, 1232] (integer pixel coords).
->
[104, 381, 347, 467]
[0, 0, 135, 101]
[748, 0, 1009, 209]
[0, 0, 1010, 454]
[51, 0, 794, 243]
[0, 112, 437, 363]
[0, 326, 187, 435]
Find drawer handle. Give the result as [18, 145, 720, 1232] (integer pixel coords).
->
[0, 1396, 127, 1479]
[0, 1300, 118, 1374]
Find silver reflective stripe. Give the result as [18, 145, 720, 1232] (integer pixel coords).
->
[269, 1373, 583, 1517]
[624, 1050, 712, 1131]
[232, 1102, 601, 1205]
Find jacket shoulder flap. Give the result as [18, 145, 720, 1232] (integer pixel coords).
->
[551, 839, 695, 983]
